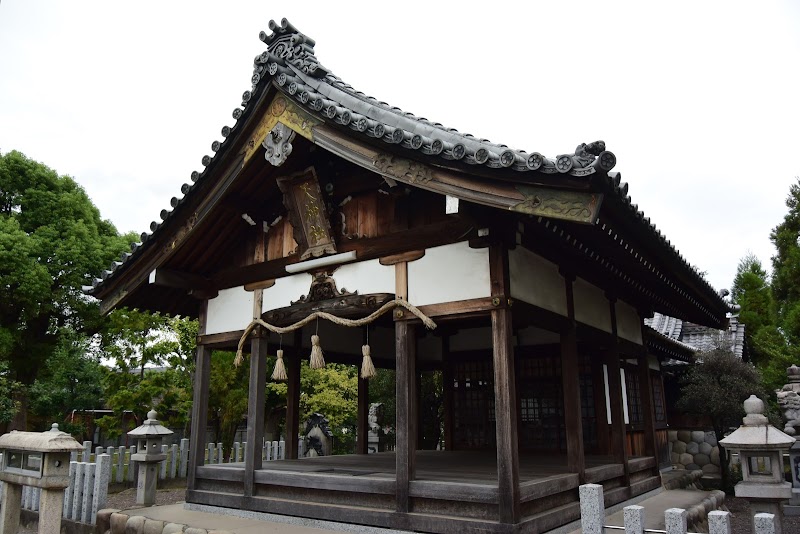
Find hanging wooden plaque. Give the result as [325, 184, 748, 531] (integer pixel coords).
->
[277, 167, 337, 260]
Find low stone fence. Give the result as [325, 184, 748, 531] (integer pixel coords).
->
[668, 430, 721, 476]
[578, 483, 779, 534]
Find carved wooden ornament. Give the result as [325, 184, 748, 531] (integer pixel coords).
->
[510, 185, 603, 225]
[277, 167, 337, 260]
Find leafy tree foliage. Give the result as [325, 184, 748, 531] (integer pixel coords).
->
[676, 348, 769, 492]
[0, 150, 134, 428]
[0, 361, 22, 424]
[28, 331, 104, 433]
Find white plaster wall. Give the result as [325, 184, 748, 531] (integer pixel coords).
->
[205, 286, 254, 335]
[616, 300, 643, 345]
[509, 247, 568, 317]
[408, 242, 490, 306]
[333, 258, 395, 295]
[573, 277, 611, 333]
[262, 273, 312, 313]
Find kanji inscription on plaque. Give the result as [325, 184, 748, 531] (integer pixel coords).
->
[277, 167, 337, 260]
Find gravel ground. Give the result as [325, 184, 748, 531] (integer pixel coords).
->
[19, 489, 800, 533]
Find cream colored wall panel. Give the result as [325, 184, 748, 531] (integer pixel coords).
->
[333, 258, 395, 296]
[573, 277, 611, 332]
[205, 286, 254, 335]
[616, 300, 643, 345]
[509, 247, 567, 316]
[262, 273, 312, 313]
[408, 242, 490, 307]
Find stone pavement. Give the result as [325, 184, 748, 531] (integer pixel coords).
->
[100, 486, 723, 534]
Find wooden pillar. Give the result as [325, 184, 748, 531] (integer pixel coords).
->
[187, 344, 211, 491]
[357, 376, 369, 454]
[286, 331, 302, 459]
[606, 301, 630, 484]
[244, 330, 268, 496]
[489, 242, 520, 524]
[441, 336, 454, 451]
[395, 320, 416, 513]
[638, 350, 658, 461]
[561, 277, 586, 481]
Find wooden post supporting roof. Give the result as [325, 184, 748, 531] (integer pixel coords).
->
[244, 331, 268, 496]
[489, 242, 520, 524]
[561, 276, 586, 482]
[606, 301, 630, 486]
[395, 320, 416, 514]
[638, 337, 658, 464]
[286, 331, 302, 460]
[187, 344, 211, 491]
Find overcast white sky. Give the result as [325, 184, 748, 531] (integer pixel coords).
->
[1, 1, 799, 292]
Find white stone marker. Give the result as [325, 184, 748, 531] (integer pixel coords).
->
[708, 510, 732, 534]
[82, 440, 92, 462]
[116, 446, 126, 483]
[80, 462, 96, 523]
[71, 462, 85, 521]
[92, 453, 111, 523]
[578, 484, 604, 534]
[63, 461, 77, 517]
[665, 508, 688, 534]
[160, 445, 168, 479]
[179, 438, 189, 477]
[217, 442, 223, 464]
[170, 444, 179, 478]
[754, 512, 776, 534]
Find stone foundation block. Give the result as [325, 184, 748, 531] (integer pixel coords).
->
[97, 508, 121, 534]
[695, 453, 710, 466]
[677, 430, 691, 443]
[162, 523, 186, 534]
[680, 453, 693, 466]
[705, 433, 718, 446]
[125, 515, 146, 534]
[185, 528, 207, 534]
[143, 519, 165, 534]
[710, 449, 720, 466]
[671, 452, 680, 464]
[691, 431, 705, 443]
[668, 430, 678, 442]
[673, 441, 687, 454]
[687, 463, 701, 471]
[699, 442, 713, 455]
[110, 513, 129, 534]
[703, 464, 720, 474]
[686, 441, 699, 454]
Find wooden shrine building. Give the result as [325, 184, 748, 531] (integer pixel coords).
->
[87, 19, 730, 534]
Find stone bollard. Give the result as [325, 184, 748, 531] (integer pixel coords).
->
[578, 484, 604, 534]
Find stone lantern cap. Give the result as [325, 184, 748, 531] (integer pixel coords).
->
[127, 409, 173, 438]
[720, 395, 795, 451]
[0, 424, 83, 453]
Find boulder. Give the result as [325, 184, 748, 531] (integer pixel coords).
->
[694, 453, 710, 466]
[705, 433, 718, 446]
[691, 431, 705, 443]
[710, 448, 720, 466]
[680, 453, 694, 466]
[703, 464, 720, 474]
[686, 441, 699, 454]
[673, 441, 687, 454]
[677, 430, 692, 443]
[699, 442, 712, 455]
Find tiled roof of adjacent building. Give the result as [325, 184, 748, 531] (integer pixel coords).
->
[645, 312, 746, 362]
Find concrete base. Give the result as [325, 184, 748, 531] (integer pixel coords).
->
[785, 505, 800, 517]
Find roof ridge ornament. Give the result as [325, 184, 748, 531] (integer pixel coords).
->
[258, 18, 328, 79]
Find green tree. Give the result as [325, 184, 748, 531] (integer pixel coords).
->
[731, 253, 775, 364]
[28, 331, 105, 432]
[770, 178, 800, 342]
[676, 348, 769, 493]
[0, 150, 133, 429]
[0, 361, 22, 424]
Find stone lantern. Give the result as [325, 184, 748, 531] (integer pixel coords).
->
[127, 409, 173, 506]
[777, 364, 800, 507]
[0, 423, 83, 534]
[720, 395, 795, 534]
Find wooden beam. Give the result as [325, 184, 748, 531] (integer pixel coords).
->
[489, 242, 520, 524]
[441, 336, 454, 451]
[638, 350, 658, 463]
[196, 330, 244, 349]
[286, 331, 302, 460]
[148, 268, 215, 291]
[395, 320, 416, 513]
[357, 375, 369, 454]
[380, 250, 425, 266]
[187, 344, 211, 491]
[561, 277, 586, 482]
[244, 331, 268, 497]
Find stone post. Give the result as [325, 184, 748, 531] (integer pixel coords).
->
[578, 484, 604, 534]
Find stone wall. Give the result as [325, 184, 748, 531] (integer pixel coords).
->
[668, 429, 721, 475]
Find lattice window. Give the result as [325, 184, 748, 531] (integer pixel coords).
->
[625, 367, 643, 425]
[651, 372, 666, 423]
[452, 359, 495, 449]
[518, 354, 565, 451]
[579, 356, 598, 450]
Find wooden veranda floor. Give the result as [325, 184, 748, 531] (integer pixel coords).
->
[202, 450, 652, 484]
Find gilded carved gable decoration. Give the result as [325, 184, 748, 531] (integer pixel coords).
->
[263, 122, 296, 167]
[244, 95, 318, 164]
[291, 270, 356, 305]
[277, 167, 337, 260]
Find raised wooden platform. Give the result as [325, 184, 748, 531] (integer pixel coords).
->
[189, 451, 660, 534]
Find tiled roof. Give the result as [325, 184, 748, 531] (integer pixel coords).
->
[82, 18, 730, 324]
[646, 312, 746, 360]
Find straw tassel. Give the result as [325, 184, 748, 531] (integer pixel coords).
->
[360, 344, 376, 379]
[309, 334, 325, 369]
[271, 349, 287, 381]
